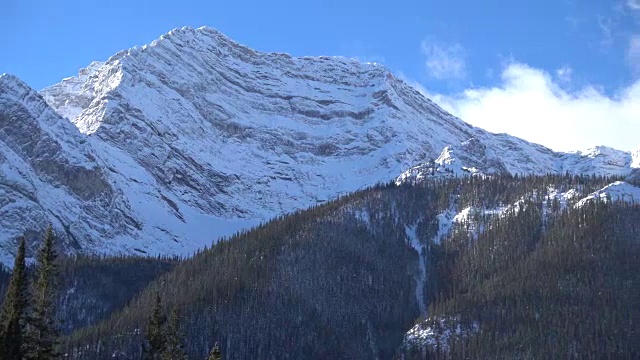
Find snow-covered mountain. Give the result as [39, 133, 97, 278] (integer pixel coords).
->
[396, 142, 639, 184]
[0, 26, 637, 264]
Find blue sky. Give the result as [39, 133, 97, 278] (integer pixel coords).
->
[2, 0, 639, 151]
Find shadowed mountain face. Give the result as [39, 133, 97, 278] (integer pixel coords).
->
[0, 26, 637, 263]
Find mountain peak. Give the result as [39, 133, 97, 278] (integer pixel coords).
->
[0, 73, 37, 99]
[156, 26, 388, 69]
[41, 26, 397, 135]
[135, 26, 391, 83]
[0, 26, 634, 265]
[163, 26, 230, 41]
[581, 145, 623, 156]
[152, 26, 244, 52]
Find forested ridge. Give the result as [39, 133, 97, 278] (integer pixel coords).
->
[402, 191, 640, 359]
[1, 174, 638, 359]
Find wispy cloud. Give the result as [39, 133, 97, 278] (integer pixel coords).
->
[564, 15, 582, 30]
[556, 66, 573, 83]
[421, 40, 466, 80]
[597, 15, 615, 47]
[628, 0, 640, 10]
[629, 35, 640, 77]
[404, 62, 640, 152]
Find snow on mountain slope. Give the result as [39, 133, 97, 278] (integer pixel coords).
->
[42, 27, 439, 220]
[398, 142, 637, 184]
[39, 61, 105, 122]
[1, 73, 257, 264]
[395, 143, 486, 184]
[0, 26, 636, 264]
[558, 146, 635, 177]
[576, 181, 640, 207]
[0, 74, 122, 263]
[426, 186, 582, 248]
[631, 146, 640, 169]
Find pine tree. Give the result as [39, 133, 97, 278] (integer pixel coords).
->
[162, 307, 187, 360]
[24, 226, 59, 360]
[207, 343, 222, 360]
[144, 292, 166, 360]
[0, 237, 29, 360]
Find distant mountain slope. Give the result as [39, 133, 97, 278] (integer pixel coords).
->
[0, 26, 637, 263]
[0, 255, 176, 334]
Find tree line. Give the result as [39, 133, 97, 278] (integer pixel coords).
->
[1, 174, 635, 359]
[1, 227, 59, 359]
[0, 229, 222, 360]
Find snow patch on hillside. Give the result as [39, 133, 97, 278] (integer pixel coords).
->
[576, 181, 640, 207]
[435, 187, 582, 244]
[433, 208, 457, 244]
[546, 187, 580, 207]
[354, 209, 372, 229]
[404, 316, 479, 353]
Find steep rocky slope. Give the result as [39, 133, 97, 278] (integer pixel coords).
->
[0, 26, 637, 263]
[0, 75, 124, 264]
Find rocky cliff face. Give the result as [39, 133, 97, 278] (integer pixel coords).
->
[0, 75, 125, 263]
[0, 26, 637, 264]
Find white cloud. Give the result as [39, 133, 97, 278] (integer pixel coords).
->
[407, 62, 640, 152]
[421, 40, 466, 80]
[628, 0, 640, 10]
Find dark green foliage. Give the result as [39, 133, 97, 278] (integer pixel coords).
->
[144, 292, 167, 360]
[0, 254, 176, 359]
[24, 226, 60, 360]
[163, 307, 187, 360]
[23, 174, 637, 359]
[0, 237, 29, 360]
[0, 266, 11, 300]
[62, 182, 422, 359]
[55, 255, 178, 334]
[0, 254, 177, 339]
[402, 195, 640, 359]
